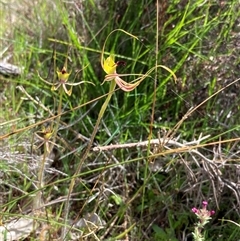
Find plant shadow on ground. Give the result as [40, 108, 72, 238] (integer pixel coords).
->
[0, 0, 240, 240]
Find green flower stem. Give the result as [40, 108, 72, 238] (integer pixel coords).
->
[34, 86, 64, 211]
[33, 141, 48, 210]
[61, 80, 116, 239]
[54, 85, 64, 140]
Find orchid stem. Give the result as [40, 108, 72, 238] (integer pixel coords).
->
[62, 80, 116, 239]
[53, 86, 63, 141]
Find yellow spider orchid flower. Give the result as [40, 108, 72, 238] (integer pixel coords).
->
[38, 66, 91, 96]
[51, 66, 73, 96]
[102, 55, 140, 92]
[56, 67, 71, 82]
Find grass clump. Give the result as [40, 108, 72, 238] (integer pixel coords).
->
[0, 0, 240, 240]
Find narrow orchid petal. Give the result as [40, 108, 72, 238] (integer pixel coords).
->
[67, 80, 94, 86]
[100, 74, 116, 86]
[51, 84, 61, 91]
[115, 76, 140, 92]
[101, 29, 138, 70]
[63, 84, 72, 96]
[37, 71, 53, 85]
[104, 73, 118, 82]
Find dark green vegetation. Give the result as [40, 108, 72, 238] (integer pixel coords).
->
[0, 0, 239, 240]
